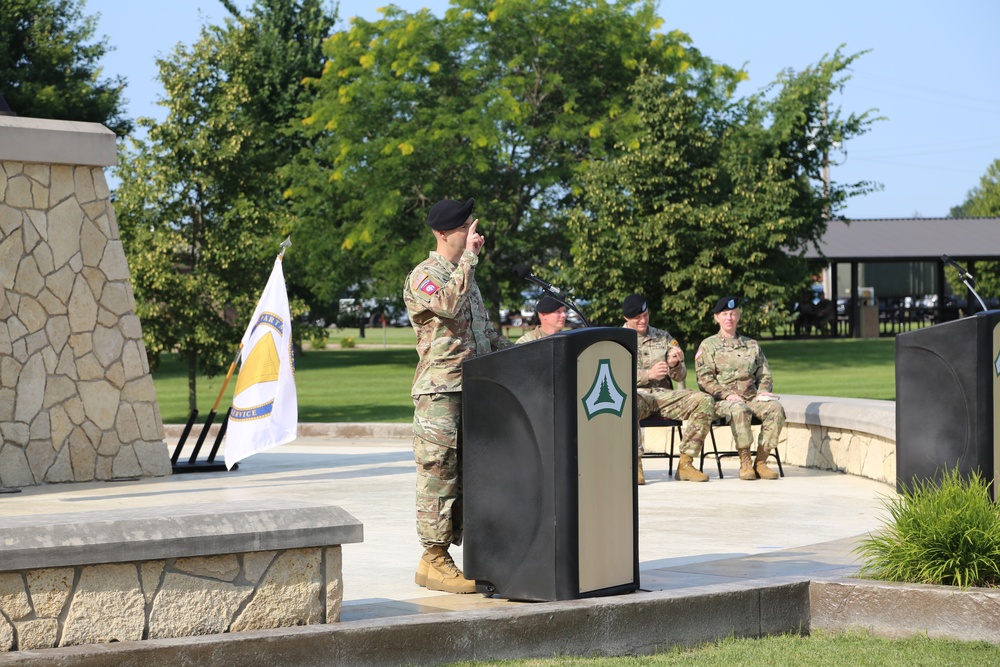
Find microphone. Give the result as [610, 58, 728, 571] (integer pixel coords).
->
[513, 263, 565, 295]
[942, 254, 975, 281]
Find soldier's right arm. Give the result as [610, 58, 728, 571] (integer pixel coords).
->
[407, 251, 478, 320]
[636, 364, 650, 387]
[695, 340, 727, 399]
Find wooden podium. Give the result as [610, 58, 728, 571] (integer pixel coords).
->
[462, 327, 639, 601]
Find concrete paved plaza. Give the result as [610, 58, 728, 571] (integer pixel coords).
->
[0, 429, 894, 624]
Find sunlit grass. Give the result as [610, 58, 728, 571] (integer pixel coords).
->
[152, 334, 896, 423]
[442, 630, 999, 666]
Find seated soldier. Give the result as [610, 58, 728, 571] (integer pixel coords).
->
[695, 296, 785, 480]
[622, 294, 715, 484]
[516, 295, 566, 344]
[814, 291, 836, 336]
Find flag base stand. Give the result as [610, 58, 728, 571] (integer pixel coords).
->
[172, 461, 236, 474]
[170, 407, 236, 474]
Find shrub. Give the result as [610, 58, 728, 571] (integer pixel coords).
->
[855, 467, 1000, 587]
[309, 332, 329, 350]
[339, 337, 355, 349]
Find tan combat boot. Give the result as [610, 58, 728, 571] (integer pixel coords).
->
[415, 550, 431, 587]
[424, 545, 477, 594]
[738, 448, 757, 480]
[755, 445, 780, 480]
[637, 456, 646, 485]
[674, 454, 709, 482]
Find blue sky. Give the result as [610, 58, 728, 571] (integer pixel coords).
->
[87, 0, 1000, 220]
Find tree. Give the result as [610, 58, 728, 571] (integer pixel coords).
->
[115, 0, 336, 411]
[948, 159, 1000, 300]
[0, 0, 131, 135]
[285, 0, 744, 321]
[566, 49, 880, 343]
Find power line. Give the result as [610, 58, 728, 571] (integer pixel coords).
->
[851, 71, 1000, 108]
[851, 142, 1000, 160]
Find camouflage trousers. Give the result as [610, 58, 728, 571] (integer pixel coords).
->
[712, 398, 786, 450]
[636, 388, 714, 457]
[412, 392, 463, 548]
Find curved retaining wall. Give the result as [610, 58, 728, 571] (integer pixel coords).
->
[643, 394, 896, 487]
[172, 395, 899, 486]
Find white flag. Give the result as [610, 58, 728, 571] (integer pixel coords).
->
[225, 257, 298, 469]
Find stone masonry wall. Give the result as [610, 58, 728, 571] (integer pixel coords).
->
[0, 160, 171, 485]
[0, 546, 344, 652]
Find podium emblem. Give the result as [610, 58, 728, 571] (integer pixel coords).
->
[581, 359, 627, 419]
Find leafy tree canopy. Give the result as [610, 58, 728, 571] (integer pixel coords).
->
[948, 159, 1000, 300]
[0, 0, 131, 135]
[565, 48, 880, 343]
[115, 0, 336, 411]
[285, 0, 745, 319]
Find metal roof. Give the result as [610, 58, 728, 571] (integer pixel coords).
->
[804, 217, 1000, 262]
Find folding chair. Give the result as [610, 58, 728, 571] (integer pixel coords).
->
[700, 415, 784, 479]
[638, 416, 683, 475]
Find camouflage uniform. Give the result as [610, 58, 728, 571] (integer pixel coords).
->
[515, 326, 549, 344]
[694, 332, 785, 450]
[631, 325, 714, 458]
[405, 249, 511, 548]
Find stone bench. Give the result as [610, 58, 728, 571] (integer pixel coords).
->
[642, 394, 896, 486]
[0, 499, 362, 652]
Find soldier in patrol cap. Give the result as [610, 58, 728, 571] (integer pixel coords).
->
[623, 294, 715, 484]
[403, 198, 513, 593]
[516, 295, 566, 344]
[695, 296, 785, 480]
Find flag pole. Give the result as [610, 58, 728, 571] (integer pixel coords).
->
[175, 238, 293, 473]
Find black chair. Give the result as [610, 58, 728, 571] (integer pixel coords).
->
[700, 415, 784, 479]
[637, 417, 683, 475]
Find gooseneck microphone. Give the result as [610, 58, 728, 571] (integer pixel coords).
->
[942, 254, 988, 312]
[511, 263, 591, 327]
[941, 254, 974, 282]
[513, 263, 565, 295]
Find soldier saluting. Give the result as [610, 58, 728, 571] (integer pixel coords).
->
[403, 198, 512, 593]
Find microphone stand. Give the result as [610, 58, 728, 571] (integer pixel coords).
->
[961, 273, 989, 313]
[944, 255, 989, 313]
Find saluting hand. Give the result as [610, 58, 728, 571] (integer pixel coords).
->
[466, 219, 485, 255]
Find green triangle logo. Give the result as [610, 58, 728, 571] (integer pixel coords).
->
[582, 359, 627, 420]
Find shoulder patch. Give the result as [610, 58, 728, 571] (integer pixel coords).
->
[694, 347, 704, 360]
[412, 272, 439, 295]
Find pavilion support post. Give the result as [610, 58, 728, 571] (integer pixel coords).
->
[850, 261, 859, 338]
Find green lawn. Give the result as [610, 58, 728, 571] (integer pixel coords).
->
[442, 631, 999, 666]
[151, 331, 896, 423]
[760, 337, 896, 400]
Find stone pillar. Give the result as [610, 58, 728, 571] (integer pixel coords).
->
[0, 116, 171, 486]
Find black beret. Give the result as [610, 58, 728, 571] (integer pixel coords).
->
[536, 295, 563, 314]
[714, 296, 740, 313]
[622, 294, 647, 318]
[427, 198, 474, 231]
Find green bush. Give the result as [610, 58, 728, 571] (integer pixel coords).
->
[855, 467, 1000, 587]
[339, 336, 356, 349]
[309, 332, 329, 350]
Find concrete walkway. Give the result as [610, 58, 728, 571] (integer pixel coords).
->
[0, 429, 895, 626]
